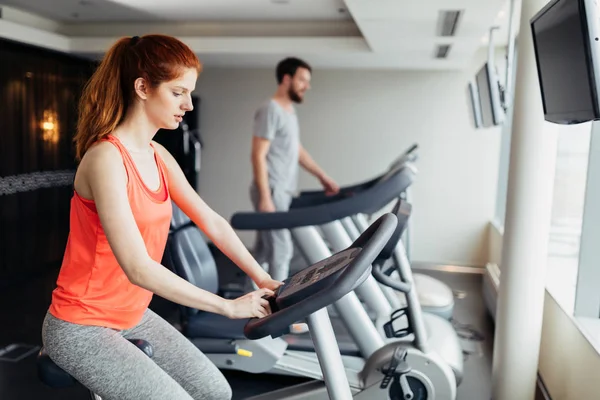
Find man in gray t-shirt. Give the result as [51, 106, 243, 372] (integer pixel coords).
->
[250, 57, 339, 283]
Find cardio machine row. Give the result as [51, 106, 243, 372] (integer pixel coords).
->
[37, 145, 461, 399]
[164, 146, 461, 398]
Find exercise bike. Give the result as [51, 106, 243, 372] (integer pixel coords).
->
[37, 339, 154, 400]
[35, 213, 398, 399]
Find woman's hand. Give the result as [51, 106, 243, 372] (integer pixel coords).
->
[224, 288, 275, 319]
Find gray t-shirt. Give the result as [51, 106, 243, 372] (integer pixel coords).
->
[253, 99, 300, 193]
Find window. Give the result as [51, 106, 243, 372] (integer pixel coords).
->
[493, 118, 592, 315]
[547, 122, 591, 314]
[570, 121, 600, 319]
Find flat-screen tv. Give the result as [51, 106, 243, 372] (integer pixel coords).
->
[476, 62, 505, 127]
[468, 81, 483, 128]
[531, 0, 600, 124]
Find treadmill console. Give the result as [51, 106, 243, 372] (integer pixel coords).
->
[275, 247, 361, 309]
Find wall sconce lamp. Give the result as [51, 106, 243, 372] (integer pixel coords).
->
[41, 109, 59, 143]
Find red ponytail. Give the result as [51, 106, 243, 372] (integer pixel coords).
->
[74, 34, 201, 160]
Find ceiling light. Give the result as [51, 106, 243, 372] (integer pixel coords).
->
[434, 44, 452, 59]
[437, 10, 463, 37]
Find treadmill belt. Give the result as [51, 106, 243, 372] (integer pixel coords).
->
[284, 316, 361, 357]
[285, 337, 361, 357]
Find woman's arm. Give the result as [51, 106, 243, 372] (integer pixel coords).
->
[82, 143, 272, 318]
[153, 142, 279, 288]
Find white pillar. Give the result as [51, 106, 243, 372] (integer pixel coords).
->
[491, 0, 560, 399]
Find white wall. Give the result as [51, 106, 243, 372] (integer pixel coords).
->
[194, 48, 503, 266]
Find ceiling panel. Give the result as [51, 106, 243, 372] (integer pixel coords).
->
[0, 0, 515, 70]
[0, 0, 351, 22]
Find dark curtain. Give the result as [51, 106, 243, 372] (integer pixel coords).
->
[0, 39, 95, 287]
[153, 96, 202, 191]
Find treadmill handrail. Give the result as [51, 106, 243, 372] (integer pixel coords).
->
[372, 261, 412, 293]
[389, 143, 419, 170]
[291, 157, 418, 209]
[293, 144, 418, 201]
[231, 166, 415, 231]
[373, 199, 411, 262]
[290, 174, 381, 208]
[244, 213, 398, 340]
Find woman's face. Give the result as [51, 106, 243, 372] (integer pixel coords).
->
[145, 67, 197, 130]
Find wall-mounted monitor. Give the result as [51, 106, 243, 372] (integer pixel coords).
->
[531, 0, 600, 124]
[468, 80, 483, 128]
[476, 62, 505, 127]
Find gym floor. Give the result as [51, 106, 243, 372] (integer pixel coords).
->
[0, 255, 495, 399]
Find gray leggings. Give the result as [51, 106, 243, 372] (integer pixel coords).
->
[41, 309, 232, 400]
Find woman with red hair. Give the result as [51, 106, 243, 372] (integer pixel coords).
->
[41, 34, 281, 400]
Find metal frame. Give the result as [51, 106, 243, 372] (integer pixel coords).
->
[319, 221, 393, 322]
[340, 217, 404, 309]
[306, 308, 354, 400]
[351, 214, 430, 351]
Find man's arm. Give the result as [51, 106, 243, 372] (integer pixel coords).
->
[154, 142, 280, 290]
[298, 144, 326, 180]
[251, 136, 275, 211]
[299, 144, 340, 195]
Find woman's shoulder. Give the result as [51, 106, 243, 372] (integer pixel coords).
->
[78, 139, 125, 177]
[84, 139, 122, 162]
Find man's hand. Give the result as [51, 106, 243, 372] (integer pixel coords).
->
[258, 196, 276, 212]
[319, 175, 340, 196]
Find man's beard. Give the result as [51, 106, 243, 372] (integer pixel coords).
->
[288, 87, 303, 103]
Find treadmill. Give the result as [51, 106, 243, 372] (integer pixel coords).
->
[231, 158, 416, 342]
[230, 162, 464, 383]
[287, 144, 455, 320]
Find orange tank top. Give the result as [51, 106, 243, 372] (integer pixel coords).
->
[49, 135, 172, 330]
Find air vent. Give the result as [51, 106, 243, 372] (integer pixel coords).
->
[437, 10, 463, 37]
[435, 44, 451, 59]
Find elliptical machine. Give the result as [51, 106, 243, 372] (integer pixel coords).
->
[165, 198, 457, 399]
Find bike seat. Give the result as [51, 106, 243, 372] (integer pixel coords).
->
[37, 339, 153, 388]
